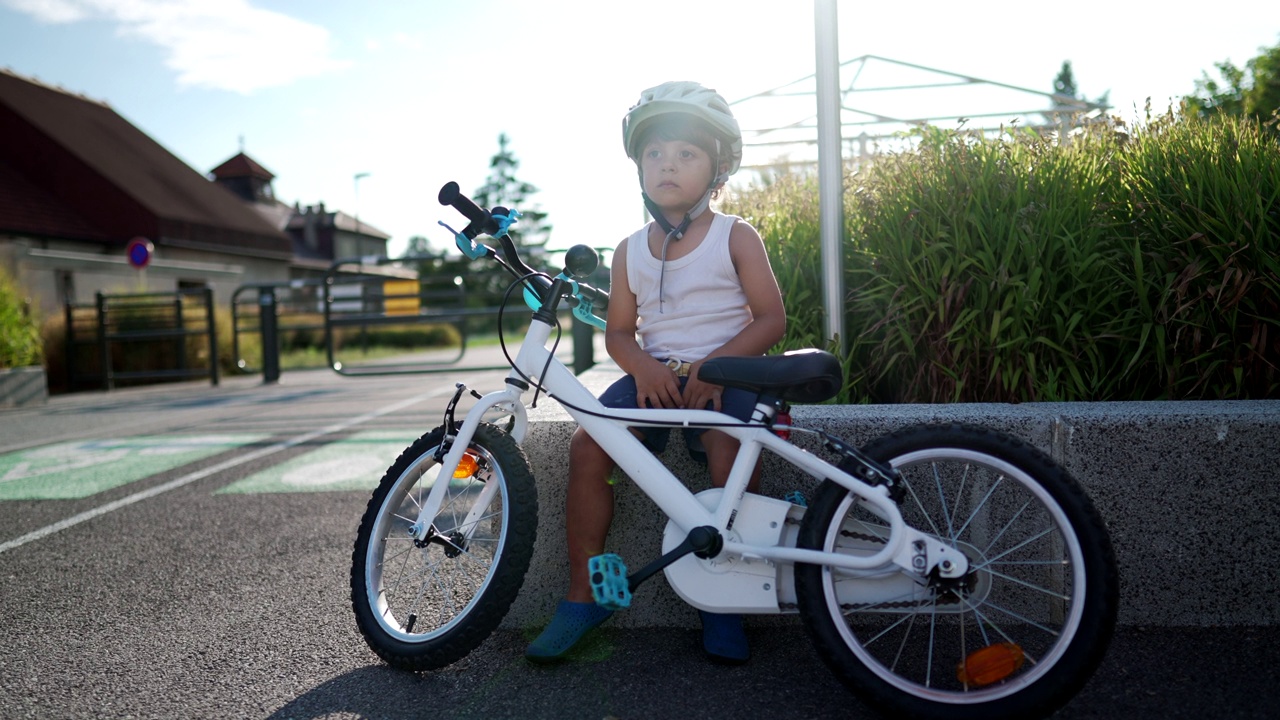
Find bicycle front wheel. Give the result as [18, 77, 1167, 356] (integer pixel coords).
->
[351, 423, 537, 670]
[795, 424, 1118, 720]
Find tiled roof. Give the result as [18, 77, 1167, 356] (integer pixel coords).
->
[0, 158, 109, 241]
[286, 206, 391, 240]
[0, 68, 289, 255]
[209, 152, 275, 181]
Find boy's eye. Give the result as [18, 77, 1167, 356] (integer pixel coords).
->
[679, 149, 696, 160]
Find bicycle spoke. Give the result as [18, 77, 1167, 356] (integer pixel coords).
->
[888, 611, 920, 674]
[930, 461, 957, 546]
[981, 566, 1071, 601]
[946, 463, 972, 543]
[982, 524, 1056, 567]
[926, 603, 939, 688]
[953, 474, 1004, 540]
[902, 476, 945, 540]
[974, 594, 1062, 638]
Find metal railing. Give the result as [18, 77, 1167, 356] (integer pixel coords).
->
[231, 253, 601, 381]
[64, 288, 218, 391]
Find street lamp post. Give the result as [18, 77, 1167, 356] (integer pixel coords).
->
[354, 172, 370, 235]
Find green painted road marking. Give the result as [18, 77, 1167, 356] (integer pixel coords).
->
[218, 431, 419, 494]
[0, 435, 267, 500]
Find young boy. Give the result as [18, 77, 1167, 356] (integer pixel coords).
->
[526, 81, 786, 664]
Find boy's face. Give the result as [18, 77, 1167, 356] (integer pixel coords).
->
[639, 138, 717, 212]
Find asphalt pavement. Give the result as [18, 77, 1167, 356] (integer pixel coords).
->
[1, 356, 1276, 720]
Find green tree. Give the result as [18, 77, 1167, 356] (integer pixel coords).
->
[1053, 60, 1078, 99]
[1185, 38, 1280, 122]
[473, 133, 552, 253]
[1052, 60, 1110, 109]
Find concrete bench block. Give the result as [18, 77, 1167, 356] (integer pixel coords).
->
[502, 368, 1280, 630]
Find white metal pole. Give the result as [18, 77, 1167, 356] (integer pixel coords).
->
[814, 0, 845, 353]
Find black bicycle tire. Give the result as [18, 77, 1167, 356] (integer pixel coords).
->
[350, 423, 538, 670]
[795, 423, 1118, 720]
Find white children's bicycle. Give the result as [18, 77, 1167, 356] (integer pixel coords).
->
[350, 182, 1118, 720]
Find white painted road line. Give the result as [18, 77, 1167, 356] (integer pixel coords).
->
[0, 388, 450, 555]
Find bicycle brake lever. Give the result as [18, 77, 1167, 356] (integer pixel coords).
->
[440, 221, 490, 260]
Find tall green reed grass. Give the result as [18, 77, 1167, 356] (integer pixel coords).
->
[725, 110, 1280, 403]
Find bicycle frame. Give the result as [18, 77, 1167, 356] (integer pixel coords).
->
[409, 315, 969, 587]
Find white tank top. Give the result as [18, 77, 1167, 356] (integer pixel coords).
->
[625, 213, 752, 361]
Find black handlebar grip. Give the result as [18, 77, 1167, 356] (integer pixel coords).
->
[438, 181, 485, 221]
[439, 181, 502, 238]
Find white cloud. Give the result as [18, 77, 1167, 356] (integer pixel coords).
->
[0, 0, 348, 94]
[0, 0, 90, 22]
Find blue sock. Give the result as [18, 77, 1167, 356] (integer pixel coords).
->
[525, 600, 613, 662]
[699, 611, 750, 664]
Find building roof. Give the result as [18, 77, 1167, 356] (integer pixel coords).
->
[286, 205, 391, 240]
[0, 157, 109, 241]
[0, 68, 289, 257]
[209, 152, 275, 181]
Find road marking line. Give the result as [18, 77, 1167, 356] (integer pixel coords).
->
[0, 388, 450, 555]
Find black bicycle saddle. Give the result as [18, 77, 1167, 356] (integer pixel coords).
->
[698, 349, 843, 404]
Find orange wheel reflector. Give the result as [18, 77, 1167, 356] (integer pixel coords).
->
[453, 452, 480, 479]
[956, 643, 1025, 686]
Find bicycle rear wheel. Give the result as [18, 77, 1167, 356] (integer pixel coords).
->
[795, 424, 1117, 720]
[351, 423, 537, 670]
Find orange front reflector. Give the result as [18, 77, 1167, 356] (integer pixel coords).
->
[453, 452, 479, 479]
[957, 643, 1025, 686]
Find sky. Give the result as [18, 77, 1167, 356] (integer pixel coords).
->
[1, 0, 1277, 258]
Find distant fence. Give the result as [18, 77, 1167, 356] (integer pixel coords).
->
[232, 254, 602, 382]
[63, 289, 218, 391]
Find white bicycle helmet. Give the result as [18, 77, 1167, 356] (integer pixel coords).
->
[622, 81, 743, 179]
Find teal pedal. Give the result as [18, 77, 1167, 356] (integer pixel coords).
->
[588, 553, 631, 610]
[784, 490, 808, 508]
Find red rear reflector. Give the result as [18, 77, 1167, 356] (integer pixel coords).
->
[773, 412, 791, 440]
[957, 643, 1025, 686]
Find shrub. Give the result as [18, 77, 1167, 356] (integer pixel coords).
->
[724, 110, 1280, 403]
[0, 266, 42, 369]
[1117, 110, 1280, 398]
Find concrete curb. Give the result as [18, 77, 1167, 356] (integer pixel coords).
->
[501, 368, 1280, 630]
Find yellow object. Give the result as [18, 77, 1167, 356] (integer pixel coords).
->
[453, 452, 480, 479]
[956, 643, 1025, 687]
[383, 279, 420, 316]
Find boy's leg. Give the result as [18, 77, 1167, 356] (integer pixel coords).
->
[701, 429, 762, 493]
[566, 426, 617, 603]
[697, 428, 756, 664]
[526, 426, 616, 661]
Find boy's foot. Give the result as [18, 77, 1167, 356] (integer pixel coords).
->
[525, 600, 613, 662]
[698, 611, 750, 665]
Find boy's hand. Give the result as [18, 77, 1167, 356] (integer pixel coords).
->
[634, 359, 683, 409]
[681, 361, 723, 412]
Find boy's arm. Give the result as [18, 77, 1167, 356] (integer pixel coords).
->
[683, 220, 787, 411]
[605, 237, 685, 409]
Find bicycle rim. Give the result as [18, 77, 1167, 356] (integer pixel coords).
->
[363, 439, 510, 644]
[836, 447, 1083, 701]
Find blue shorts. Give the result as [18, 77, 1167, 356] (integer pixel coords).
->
[597, 374, 758, 460]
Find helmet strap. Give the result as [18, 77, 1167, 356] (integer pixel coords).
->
[642, 191, 696, 240]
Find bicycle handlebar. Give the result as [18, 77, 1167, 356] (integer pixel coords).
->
[437, 180, 609, 329]
[438, 181, 500, 239]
